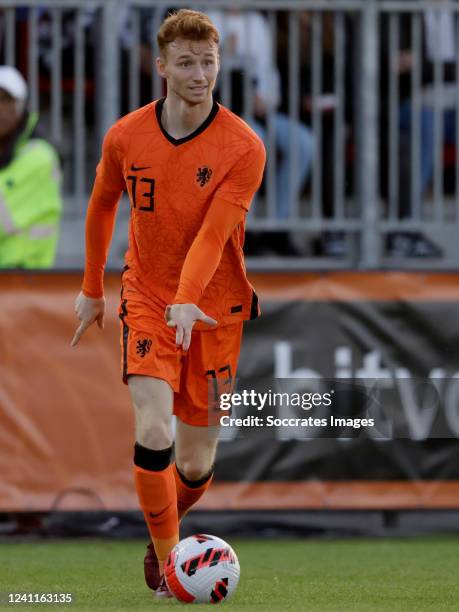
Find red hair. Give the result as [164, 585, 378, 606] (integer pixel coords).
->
[157, 9, 220, 55]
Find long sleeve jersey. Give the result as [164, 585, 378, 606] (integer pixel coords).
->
[82, 98, 266, 326]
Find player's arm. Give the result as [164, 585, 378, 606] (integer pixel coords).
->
[166, 139, 266, 350]
[72, 126, 125, 347]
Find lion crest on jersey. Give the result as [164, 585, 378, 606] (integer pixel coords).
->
[196, 167, 213, 187]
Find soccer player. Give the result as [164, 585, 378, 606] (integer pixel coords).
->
[72, 9, 265, 598]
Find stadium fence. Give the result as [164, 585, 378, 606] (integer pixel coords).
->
[1, 0, 459, 268]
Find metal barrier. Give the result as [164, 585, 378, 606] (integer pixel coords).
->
[0, 0, 458, 268]
[379, 1, 459, 267]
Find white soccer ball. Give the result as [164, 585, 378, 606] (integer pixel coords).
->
[164, 534, 240, 604]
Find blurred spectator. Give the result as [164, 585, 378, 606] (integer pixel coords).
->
[278, 10, 355, 257]
[131, 7, 166, 108]
[0, 66, 62, 268]
[38, 4, 137, 119]
[381, 4, 453, 257]
[208, 9, 315, 256]
[0, 8, 30, 73]
[399, 5, 456, 197]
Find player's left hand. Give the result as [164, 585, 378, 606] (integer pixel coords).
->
[165, 304, 217, 351]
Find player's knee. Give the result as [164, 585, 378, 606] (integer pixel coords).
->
[176, 439, 217, 480]
[130, 379, 173, 449]
[137, 421, 173, 450]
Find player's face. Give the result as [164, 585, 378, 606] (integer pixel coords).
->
[157, 38, 219, 105]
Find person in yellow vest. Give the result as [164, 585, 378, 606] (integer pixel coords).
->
[0, 66, 62, 268]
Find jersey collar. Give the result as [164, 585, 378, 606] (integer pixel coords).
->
[155, 97, 219, 146]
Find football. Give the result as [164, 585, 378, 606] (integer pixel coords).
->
[164, 534, 240, 604]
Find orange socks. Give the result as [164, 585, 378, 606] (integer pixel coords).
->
[133, 443, 214, 575]
[173, 462, 213, 521]
[133, 444, 179, 573]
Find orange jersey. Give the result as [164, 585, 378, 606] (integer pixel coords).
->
[82, 98, 266, 326]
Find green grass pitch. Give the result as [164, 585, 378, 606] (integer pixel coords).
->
[1, 537, 459, 611]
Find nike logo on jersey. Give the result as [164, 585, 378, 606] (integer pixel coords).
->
[130, 164, 151, 171]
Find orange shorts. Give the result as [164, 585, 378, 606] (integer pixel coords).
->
[118, 289, 243, 427]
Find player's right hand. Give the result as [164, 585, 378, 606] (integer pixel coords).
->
[71, 291, 106, 347]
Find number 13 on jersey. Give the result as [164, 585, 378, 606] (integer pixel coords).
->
[127, 175, 155, 212]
